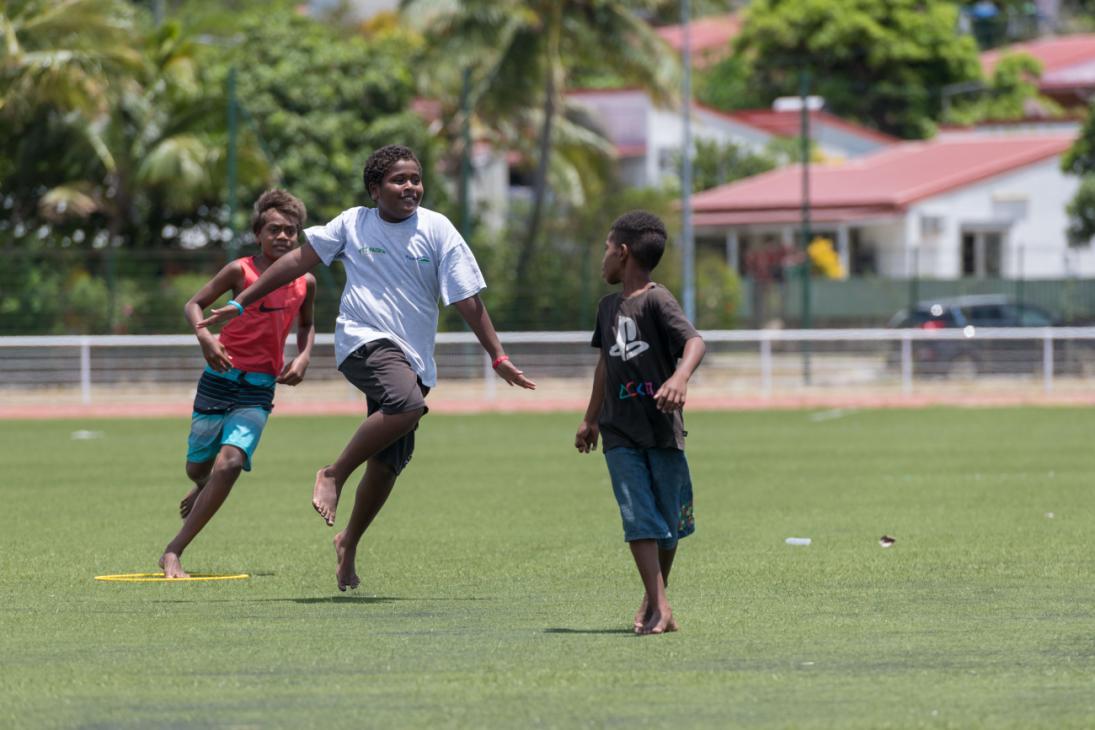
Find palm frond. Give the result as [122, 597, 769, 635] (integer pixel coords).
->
[38, 181, 101, 220]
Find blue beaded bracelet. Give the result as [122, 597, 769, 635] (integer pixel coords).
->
[226, 299, 245, 316]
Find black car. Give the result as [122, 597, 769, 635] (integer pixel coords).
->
[887, 295, 1067, 376]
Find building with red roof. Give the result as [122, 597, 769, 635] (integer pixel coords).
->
[690, 134, 1091, 280]
[655, 12, 742, 68]
[981, 34, 1095, 107]
[568, 89, 895, 190]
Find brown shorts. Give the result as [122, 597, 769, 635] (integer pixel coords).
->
[338, 339, 429, 476]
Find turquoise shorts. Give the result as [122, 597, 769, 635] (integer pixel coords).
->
[186, 368, 276, 470]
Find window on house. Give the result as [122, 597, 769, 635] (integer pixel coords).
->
[850, 231, 876, 276]
[961, 231, 1003, 277]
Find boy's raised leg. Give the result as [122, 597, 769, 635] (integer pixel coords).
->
[333, 458, 398, 590]
[312, 408, 421, 526]
[160, 447, 244, 578]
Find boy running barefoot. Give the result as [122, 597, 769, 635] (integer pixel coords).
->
[575, 211, 705, 635]
[199, 145, 535, 591]
[161, 189, 316, 579]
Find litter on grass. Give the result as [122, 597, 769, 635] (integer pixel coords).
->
[785, 537, 812, 546]
[71, 430, 104, 440]
[879, 535, 896, 548]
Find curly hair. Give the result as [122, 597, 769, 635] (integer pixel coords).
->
[362, 144, 421, 201]
[250, 188, 307, 235]
[609, 210, 668, 271]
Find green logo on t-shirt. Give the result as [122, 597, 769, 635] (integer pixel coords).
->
[359, 246, 387, 255]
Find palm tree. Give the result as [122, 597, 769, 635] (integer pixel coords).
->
[404, 0, 679, 306]
[0, 0, 144, 120]
[2, 3, 269, 248]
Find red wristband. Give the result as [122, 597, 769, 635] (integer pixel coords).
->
[492, 354, 510, 370]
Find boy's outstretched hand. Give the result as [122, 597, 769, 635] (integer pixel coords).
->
[495, 359, 536, 389]
[196, 305, 241, 330]
[575, 420, 599, 453]
[653, 373, 688, 412]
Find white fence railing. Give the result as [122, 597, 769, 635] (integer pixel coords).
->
[3, 328, 1095, 404]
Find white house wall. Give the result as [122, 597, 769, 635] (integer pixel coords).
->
[857, 220, 909, 277]
[910, 156, 1087, 278]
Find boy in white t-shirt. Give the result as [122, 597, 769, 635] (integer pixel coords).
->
[199, 145, 536, 590]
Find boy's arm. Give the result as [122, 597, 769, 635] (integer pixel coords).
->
[277, 274, 317, 386]
[198, 244, 322, 328]
[653, 336, 706, 412]
[452, 293, 536, 390]
[575, 350, 605, 453]
[185, 261, 246, 372]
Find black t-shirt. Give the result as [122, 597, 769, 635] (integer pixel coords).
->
[591, 284, 699, 451]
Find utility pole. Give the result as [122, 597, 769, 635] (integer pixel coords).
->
[226, 66, 240, 260]
[459, 67, 472, 241]
[680, 0, 696, 323]
[799, 67, 812, 384]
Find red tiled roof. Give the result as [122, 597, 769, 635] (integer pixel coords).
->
[691, 135, 1075, 219]
[707, 106, 899, 145]
[981, 34, 1095, 75]
[1040, 58, 1095, 91]
[694, 207, 893, 226]
[656, 13, 741, 64]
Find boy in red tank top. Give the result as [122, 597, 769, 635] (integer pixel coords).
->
[159, 189, 317, 579]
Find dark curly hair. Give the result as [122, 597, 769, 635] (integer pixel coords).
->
[609, 210, 668, 271]
[251, 188, 307, 235]
[362, 144, 421, 201]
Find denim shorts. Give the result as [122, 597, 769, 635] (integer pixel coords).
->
[604, 447, 695, 550]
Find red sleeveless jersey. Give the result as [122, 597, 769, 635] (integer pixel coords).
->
[218, 256, 308, 375]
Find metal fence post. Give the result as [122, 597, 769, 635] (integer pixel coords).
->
[901, 331, 913, 395]
[80, 337, 92, 405]
[1043, 331, 1053, 394]
[760, 335, 773, 397]
[483, 350, 496, 401]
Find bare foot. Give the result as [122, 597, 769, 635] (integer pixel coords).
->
[159, 552, 189, 579]
[179, 484, 204, 519]
[312, 467, 339, 526]
[333, 531, 360, 592]
[634, 595, 651, 633]
[640, 607, 677, 635]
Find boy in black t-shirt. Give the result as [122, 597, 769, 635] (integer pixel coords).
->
[575, 211, 706, 635]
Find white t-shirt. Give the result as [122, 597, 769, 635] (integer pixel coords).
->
[304, 206, 486, 387]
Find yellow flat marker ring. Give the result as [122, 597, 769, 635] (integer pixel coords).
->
[95, 572, 249, 582]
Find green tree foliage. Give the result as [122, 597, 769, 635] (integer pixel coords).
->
[688, 138, 782, 192]
[406, 0, 680, 312]
[696, 54, 766, 111]
[0, 2, 267, 249]
[644, 0, 740, 25]
[0, 0, 142, 229]
[944, 52, 1062, 126]
[1062, 103, 1095, 244]
[732, 0, 983, 138]
[220, 11, 436, 225]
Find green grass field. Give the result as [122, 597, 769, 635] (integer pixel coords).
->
[2, 407, 1095, 729]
